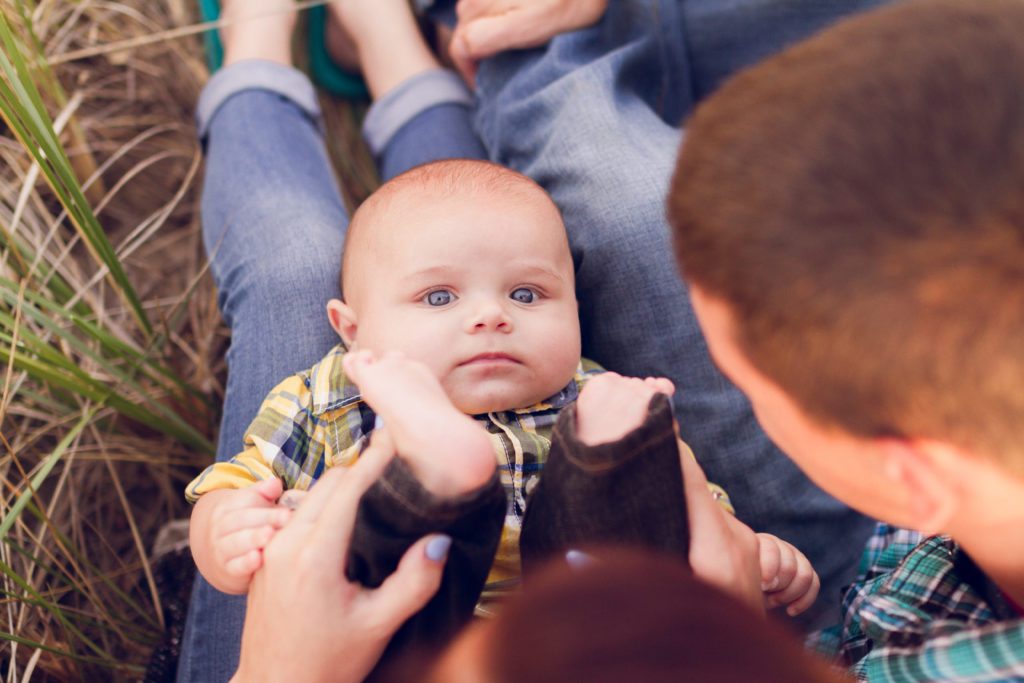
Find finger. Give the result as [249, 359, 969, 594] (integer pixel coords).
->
[218, 524, 277, 560]
[449, 36, 478, 86]
[251, 476, 284, 502]
[757, 534, 782, 590]
[278, 489, 307, 510]
[361, 534, 449, 631]
[766, 559, 817, 611]
[341, 349, 376, 386]
[772, 542, 798, 592]
[643, 376, 676, 395]
[458, 11, 552, 61]
[304, 428, 397, 565]
[216, 506, 291, 535]
[680, 450, 721, 543]
[765, 566, 813, 609]
[287, 429, 393, 528]
[223, 548, 263, 580]
[786, 571, 821, 616]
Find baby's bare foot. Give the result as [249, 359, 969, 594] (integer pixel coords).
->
[220, 0, 296, 67]
[343, 350, 495, 498]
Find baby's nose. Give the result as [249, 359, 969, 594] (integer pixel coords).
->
[466, 301, 513, 333]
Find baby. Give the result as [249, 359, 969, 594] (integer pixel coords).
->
[186, 159, 817, 619]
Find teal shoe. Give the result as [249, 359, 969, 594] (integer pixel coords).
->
[197, 0, 369, 99]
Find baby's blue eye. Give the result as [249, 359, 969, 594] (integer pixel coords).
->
[425, 290, 454, 306]
[511, 288, 536, 304]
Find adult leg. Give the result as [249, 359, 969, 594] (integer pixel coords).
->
[178, 62, 348, 683]
[180, 58, 490, 683]
[466, 0, 883, 628]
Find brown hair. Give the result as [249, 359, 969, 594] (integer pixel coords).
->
[384, 550, 837, 682]
[670, 0, 1024, 470]
[340, 159, 562, 299]
[482, 549, 837, 683]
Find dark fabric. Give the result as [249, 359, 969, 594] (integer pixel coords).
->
[520, 392, 689, 575]
[350, 393, 689, 678]
[346, 457, 506, 679]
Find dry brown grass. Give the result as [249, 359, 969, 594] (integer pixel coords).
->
[0, 1, 376, 680]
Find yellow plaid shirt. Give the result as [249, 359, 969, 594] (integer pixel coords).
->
[185, 345, 731, 584]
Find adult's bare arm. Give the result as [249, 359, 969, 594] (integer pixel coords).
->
[230, 429, 450, 683]
[681, 449, 765, 616]
[450, 0, 609, 82]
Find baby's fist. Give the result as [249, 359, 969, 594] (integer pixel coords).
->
[757, 533, 820, 616]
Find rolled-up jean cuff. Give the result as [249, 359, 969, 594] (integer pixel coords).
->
[195, 60, 322, 140]
[362, 68, 474, 156]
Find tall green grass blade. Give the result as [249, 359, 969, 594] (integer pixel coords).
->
[0, 10, 153, 335]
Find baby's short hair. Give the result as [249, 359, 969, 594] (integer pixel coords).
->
[341, 159, 560, 297]
[670, 0, 1024, 469]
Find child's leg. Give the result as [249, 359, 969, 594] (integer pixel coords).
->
[341, 352, 505, 675]
[520, 393, 689, 574]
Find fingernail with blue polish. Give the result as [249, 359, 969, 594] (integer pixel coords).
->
[565, 549, 594, 570]
[426, 535, 452, 562]
[374, 415, 385, 431]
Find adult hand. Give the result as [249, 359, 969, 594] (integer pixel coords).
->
[231, 429, 451, 683]
[450, 0, 609, 83]
[681, 449, 765, 616]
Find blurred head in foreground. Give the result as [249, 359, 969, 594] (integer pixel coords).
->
[390, 550, 837, 682]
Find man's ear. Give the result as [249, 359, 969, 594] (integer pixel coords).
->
[326, 299, 358, 349]
[878, 439, 962, 534]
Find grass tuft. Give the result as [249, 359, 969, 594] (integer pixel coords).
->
[0, 1, 375, 679]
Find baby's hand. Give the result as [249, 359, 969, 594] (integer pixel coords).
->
[575, 372, 675, 445]
[190, 477, 292, 595]
[756, 533, 820, 616]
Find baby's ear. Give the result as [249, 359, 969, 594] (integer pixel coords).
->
[326, 299, 358, 349]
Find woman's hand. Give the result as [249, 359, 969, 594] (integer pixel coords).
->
[450, 0, 609, 82]
[231, 429, 450, 683]
[681, 450, 765, 617]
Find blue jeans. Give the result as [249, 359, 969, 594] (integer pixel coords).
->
[178, 63, 484, 683]
[179, 1, 887, 679]
[468, 0, 886, 625]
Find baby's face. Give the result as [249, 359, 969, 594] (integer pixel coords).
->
[344, 187, 581, 414]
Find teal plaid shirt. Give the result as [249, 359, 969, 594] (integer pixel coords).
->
[812, 523, 1024, 682]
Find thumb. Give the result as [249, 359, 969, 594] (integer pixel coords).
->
[252, 476, 284, 503]
[457, 10, 547, 61]
[367, 534, 450, 630]
[679, 448, 719, 541]
[449, 32, 478, 85]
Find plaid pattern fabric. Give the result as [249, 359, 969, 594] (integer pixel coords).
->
[185, 345, 733, 583]
[185, 345, 605, 579]
[812, 523, 1024, 682]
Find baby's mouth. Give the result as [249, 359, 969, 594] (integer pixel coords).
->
[459, 352, 519, 367]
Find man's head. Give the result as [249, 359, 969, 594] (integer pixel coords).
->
[399, 550, 837, 683]
[670, 0, 1024, 525]
[328, 159, 580, 415]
